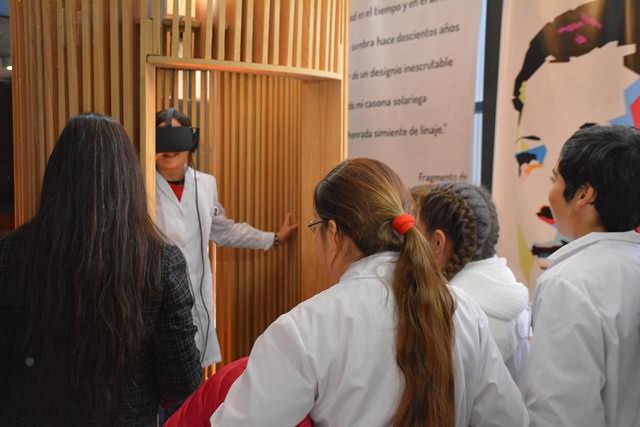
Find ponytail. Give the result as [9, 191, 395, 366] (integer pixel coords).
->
[392, 224, 456, 427]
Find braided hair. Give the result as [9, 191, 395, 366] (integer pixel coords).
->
[420, 183, 499, 280]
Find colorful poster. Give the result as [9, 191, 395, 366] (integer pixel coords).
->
[493, 0, 640, 287]
[348, 0, 483, 188]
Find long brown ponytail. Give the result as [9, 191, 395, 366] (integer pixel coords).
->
[314, 158, 456, 426]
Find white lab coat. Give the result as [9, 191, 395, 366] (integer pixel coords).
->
[523, 231, 640, 427]
[156, 167, 274, 366]
[211, 252, 529, 427]
[449, 257, 530, 386]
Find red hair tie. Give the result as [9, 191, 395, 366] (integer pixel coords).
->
[391, 214, 415, 235]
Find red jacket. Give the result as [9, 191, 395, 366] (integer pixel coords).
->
[165, 357, 313, 427]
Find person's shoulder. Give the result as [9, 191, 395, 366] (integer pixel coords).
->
[0, 229, 24, 260]
[161, 243, 187, 269]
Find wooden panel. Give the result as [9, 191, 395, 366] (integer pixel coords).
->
[300, 80, 344, 299]
[41, 0, 56, 154]
[32, 0, 47, 176]
[214, 0, 226, 60]
[293, 0, 303, 67]
[11, 0, 349, 366]
[328, 0, 336, 71]
[314, 0, 322, 69]
[81, 0, 92, 110]
[226, 0, 243, 61]
[171, 0, 180, 57]
[147, 56, 342, 80]
[92, 0, 107, 113]
[252, 0, 269, 64]
[278, 1, 294, 66]
[122, 0, 134, 139]
[184, 0, 193, 58]
[241, 0, 254, 62]
[109, 0, 122, 122]
[140, 19, 156, 216]
[152, 0, 161, 54]
[65, 0, 80, 117]
[205, 0, 215, 59]
[56, 0, 67, 130]
[268, 0, 280, 64]
[301, 0, 314, 69]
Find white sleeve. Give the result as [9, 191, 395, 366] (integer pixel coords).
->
[523, 276, 605, 427]
[469, 309, 530, 427]
[210, 313, 317, 427]
[209, 198, 274, 250]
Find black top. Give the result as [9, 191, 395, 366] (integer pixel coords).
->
[0, 230, 202, 426]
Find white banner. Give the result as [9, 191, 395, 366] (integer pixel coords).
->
[348, 0, 483, 188]
[493, 0, 640, 287]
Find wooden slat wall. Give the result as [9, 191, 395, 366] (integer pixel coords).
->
[12, 0, 349, 366]
[11, 0, 143, 225]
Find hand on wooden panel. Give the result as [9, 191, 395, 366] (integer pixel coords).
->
[276, 213, 298, 245]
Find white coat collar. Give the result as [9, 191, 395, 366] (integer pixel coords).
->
[339, 251, 399, 283]
[156, 166, 201, 208]
[548, 230, 640, 266]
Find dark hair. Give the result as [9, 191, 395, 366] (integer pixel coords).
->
[14, 113, 164, 421]
[156, 108, 192, 127]
[559, 124, 640, 231]
[419, 186, 477, 279]
[513, 0, 639, 113]
[314, 158, 456, 427]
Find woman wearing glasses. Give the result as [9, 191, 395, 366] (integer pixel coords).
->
[209, 158, 528, 426]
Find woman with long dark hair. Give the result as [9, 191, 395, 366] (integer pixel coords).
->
[210, 158, 528, 426]
[0, 113, 201, 425]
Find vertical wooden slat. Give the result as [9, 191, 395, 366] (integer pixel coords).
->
[236, 73, 248, 347]
[204, 0, 215, 59]
[302, 0, 314, 68]
[214, 0, 226, 59]
[314, 0, 323, 69]
[41, 0, 56, 155]
[55, 0, 67, 130]
[81, 0, 92, 110]
[267, 76, 274, 323]
[293, 0, 303, 67]
[152, 0, 161, 54]
[189, 71, 197, 123]
[140, 18, 156, 216]
[32, 0, 47, 174]
[64, 0, 79, 117]
[184, 0, 193, 57]
[241, 0, 254, 62]
[279, 1, 294, 66]
[109, 0, 122, 122]
[268, 0, 280, 64]
[252, 0, 270, 64]
[276, 77, 283, 313]
[319, 0, 331, 71]
[156, 69, 164, 111]
[255, 75, 264, 330]
[328, 0, 336, 71]
[171, 0, 180, 57]
[172, 69, 180, 109]
[245, 74, 256, 335]
[226, 0, 243, 61]
[163, 68, 171, 109]
[121, 0, 134, 139]
[92, 0, 106, 113]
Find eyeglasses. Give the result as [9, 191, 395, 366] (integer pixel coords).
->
[307, 218, 325, 233]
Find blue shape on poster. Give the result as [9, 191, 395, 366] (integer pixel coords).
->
[611, 79, 640, 125]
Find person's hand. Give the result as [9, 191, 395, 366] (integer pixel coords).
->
[276, 213, 298, 244]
